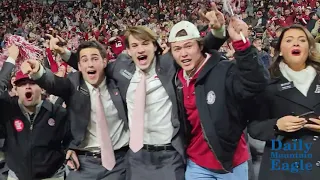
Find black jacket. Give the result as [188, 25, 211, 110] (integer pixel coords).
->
[34, 69, 128, 150]
[248, 75, 320, 180]
[175, 47, 269, 172]
[0, 62, 70, 180]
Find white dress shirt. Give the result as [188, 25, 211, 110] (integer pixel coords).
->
[79, 78, 129, 152]
[126, 59, 174, 145]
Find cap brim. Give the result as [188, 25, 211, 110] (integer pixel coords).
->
[14, 78, 35, 86]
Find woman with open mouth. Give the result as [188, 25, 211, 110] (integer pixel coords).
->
[248, 24, 320, 180]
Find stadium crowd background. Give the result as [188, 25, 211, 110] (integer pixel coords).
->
[0, 0, 320, 179]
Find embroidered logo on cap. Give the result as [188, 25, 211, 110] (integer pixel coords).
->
[207, 91, 216, 105]
[14, 119, 24, 132]
[48, 118, 55, 126]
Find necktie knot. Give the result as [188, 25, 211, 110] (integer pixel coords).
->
[94, 88, 101, 96]
[139, 71, 147, 84]
[29, 113, 35, 121]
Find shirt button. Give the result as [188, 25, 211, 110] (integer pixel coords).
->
[187, 96, 190, 99]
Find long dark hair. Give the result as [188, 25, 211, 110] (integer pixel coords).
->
[269, 24, 320, 78]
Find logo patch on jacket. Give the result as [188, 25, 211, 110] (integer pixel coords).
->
[48, 118, 55, 126]
[315, 85, 320, 94]
[13, 119, 24, 132]
[207, 91, 216, 105]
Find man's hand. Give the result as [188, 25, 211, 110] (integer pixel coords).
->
[56, 65, 66, 77]
[199, 2, 225, 30]
[20, 60, 40, 76]
[45, 34, 66, 54]
[66, 150, 80, 171]
[228, 17, 249, 42]
[8, 44, 19, 61]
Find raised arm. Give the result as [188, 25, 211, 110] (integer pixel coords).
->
[226, 18, 269, 100]
[200, 2, 228, 51]
[20, 60, 73, 102]
[0, 45, 19, 93]
[203, 28, 228, 51]
[59, 50, 78, 71]
[44, 34, 79, 70]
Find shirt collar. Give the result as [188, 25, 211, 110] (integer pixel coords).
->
[85, 77, 107, 94]
[19, 100, 43, 117]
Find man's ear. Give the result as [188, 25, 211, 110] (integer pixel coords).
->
[154, 44, 158, 52]
[200, 44, 204, 51]
[78, 62, 82, 72]
[103, 58, 108, 68]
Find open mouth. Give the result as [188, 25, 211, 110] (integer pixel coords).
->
[181, 59, 192, 66]
[87, 70, 97, 75]
[25, 92, 33, 100]
[87, 70, 97, 79]
[291, 49, 301, 56]
[137, 55, 148, 65]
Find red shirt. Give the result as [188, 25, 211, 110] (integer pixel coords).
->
[177, 54, 249, 170]
[109, 37, 125, 56]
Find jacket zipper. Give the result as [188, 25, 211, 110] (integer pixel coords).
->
[199, 116, 230, 173]
[29, 116, 34, 179]
[176, 72, 230, 173]
[30, 119, 34, 130]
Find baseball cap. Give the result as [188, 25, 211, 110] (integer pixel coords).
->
[14, 71, 33, 85]
[168, 21, 200, 43]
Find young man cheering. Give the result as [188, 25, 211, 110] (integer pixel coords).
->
[20, 41, 129, 180]
[169, 17, 269, 179]
[0, 45, 70, 180]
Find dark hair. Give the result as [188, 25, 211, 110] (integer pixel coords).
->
[309, 12, 316, 19]
[253, 38, 262, 43]
[271, 38, 279, 48]
[76, 40, 107, 61]
[269, 24, 320, 78]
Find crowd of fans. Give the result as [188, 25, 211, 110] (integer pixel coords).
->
[0, 0, 319, 69]
[0, 0, 320, 180]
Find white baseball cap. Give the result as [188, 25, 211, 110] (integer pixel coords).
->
[168, 21, 200, 43]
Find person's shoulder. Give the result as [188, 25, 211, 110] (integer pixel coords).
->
[43, 99, 67, 114]
[114, 53, 133, 66]
[158, 53, 176, 68]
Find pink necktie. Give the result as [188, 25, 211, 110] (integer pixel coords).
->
[129, 72, 146, 152]
[95, 89, 116, 170]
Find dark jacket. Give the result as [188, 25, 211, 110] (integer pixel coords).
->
[307, 19, 317, 34]
[248, 75, 320, 180]
[0, 62, 70, 180]
[175, 47, 269, 172]
[34, 68, 128, 150]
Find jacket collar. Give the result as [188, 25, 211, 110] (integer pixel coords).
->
[272, 74, 320, 110]
[196, 50, 222, 83]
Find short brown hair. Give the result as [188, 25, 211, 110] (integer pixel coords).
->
[124, 26, 158, 48]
